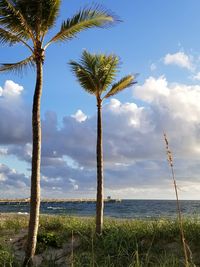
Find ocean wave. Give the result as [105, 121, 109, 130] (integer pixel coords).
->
[17, 212, 28, 215]
[47, 206, 63, 210]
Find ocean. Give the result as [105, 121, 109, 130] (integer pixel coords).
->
[0, 200, 200, 219]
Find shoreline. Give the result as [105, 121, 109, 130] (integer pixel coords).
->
[0, 198, 121, 203]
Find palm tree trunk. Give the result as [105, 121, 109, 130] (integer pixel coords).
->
[23, 59, 43, 266]
[96, 97, 104, 234]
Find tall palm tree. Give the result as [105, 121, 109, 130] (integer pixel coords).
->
[69, 51, 137, 234]
[0, 1, 116, 265]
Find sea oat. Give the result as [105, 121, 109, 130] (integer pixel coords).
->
[163, 133, 190, 267]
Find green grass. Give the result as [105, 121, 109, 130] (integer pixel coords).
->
[0, 215, 200, 266]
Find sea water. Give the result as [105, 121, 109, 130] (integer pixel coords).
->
[0, 200, 200, 219]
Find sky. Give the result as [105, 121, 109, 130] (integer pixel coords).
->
[1, 0, 200, 199]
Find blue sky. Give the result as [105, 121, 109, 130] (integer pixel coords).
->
[1, 0, 200, 118]
[1, 1, 200, 199]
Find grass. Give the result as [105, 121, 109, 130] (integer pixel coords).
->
[0, 214, 200, 266]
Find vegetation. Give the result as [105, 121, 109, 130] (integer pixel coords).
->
[0, 214, 200, 266]
[0, 1, 116, 264]
[69, 51, 136, 234]
[164, 133, 190, 266]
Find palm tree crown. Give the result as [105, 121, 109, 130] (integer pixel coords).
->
[69, 50, 136, 99]
[0, 0, 116, 71]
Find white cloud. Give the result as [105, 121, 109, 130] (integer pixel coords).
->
[0, 80, 23, 97]
[134, 76, 200, 123]
[3, 77, 200, 198]
[163, 51, 193, 70]
[134, 76, 169, 102]
[0, 80, 31, 145]
[71, 109, 87, 122]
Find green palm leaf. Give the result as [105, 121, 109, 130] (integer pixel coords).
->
[69, 60, 97, 95]
[80, 51, 101, 88]
[79, 51, 119, 93]
[45, 6, 116, 48]
[98, 54, 119, 92]
[0, 0, 33, 40]
[16, 0, 61, 37]
[41, 0, 61, 34]
[69, 51, 134, 98]
[80, 50, 98, 75]
[0, 27, 33, 52]
[0, 27, 21, 45]
[0, 55, 35, 74]
[103, 75, 137, 99]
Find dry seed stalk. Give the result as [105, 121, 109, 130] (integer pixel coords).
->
[163, 133, 189, 267]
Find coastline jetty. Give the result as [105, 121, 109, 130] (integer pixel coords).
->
[0, 198, 121, 203]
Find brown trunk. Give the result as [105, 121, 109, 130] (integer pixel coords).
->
[23, 58, 43, 266]
[96, 97, 104, 235]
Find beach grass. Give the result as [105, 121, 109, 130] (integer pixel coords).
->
[0, 214, 200, 266]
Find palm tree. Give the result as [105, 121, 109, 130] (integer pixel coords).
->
[0, 1, 116, 265]
[69, 51, 137, 234]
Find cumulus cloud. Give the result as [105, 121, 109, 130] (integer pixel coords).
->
[134, 76, 200, 154]
[7, 143, 32, 162]
[0, 163, 30, 198]
[0, 80, 23, 97]
[71, 109, 87, 122]
[0, 80, 31, 145]
[133, 76, 169, 102]
[2, 77, 200, 198]
[134, 76, 200, 124]
[163, 51, 193, 70]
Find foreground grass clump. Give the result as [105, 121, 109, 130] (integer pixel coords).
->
[0, 215, 200, 266]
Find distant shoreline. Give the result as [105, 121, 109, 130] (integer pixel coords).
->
[0, 198, 121, 203]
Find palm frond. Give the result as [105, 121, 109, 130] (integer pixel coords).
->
[80, 50, 101, 86]
[0, 27, 33, 52]
[80, 51, 119, 92]
[69, 51, 132, 97]
[81, 50, 97, 74]
[45, 5, 116, 48]
[16, 0, 61, 38]
[98, 54, 119, 92]
[69, 60, 97, 95]
[41, 0, 61, 32]
[0, 55, 35, 74]
[0, 0, 33, 40]
[0, 27, 21, 45]
[103, 75, 137, 99]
